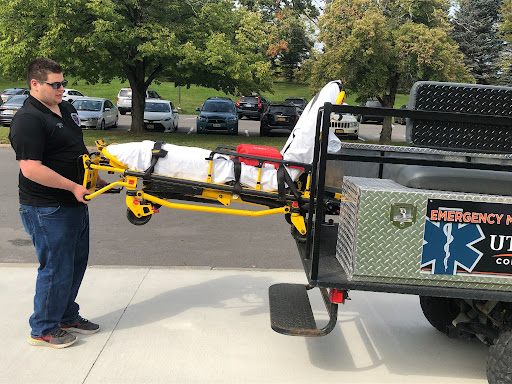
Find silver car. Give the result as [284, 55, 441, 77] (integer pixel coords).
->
[72, 97, 118, 130]
[117, 88, 162, 115]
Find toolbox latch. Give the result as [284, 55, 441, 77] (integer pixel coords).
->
[390, 203, 416, 228]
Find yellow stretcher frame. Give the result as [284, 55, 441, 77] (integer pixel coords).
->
[82, 140, 312, 235]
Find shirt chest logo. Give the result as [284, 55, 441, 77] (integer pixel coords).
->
[71, 113, 81, 127]
[56, 123, 64, 129]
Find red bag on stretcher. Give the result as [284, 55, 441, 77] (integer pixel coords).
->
[236, 144, 282, 169]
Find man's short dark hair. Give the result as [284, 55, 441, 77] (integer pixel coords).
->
[26, 57, 62, 89]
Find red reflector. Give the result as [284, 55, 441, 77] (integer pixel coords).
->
[292, 201, 299, 208]
[133, 200, 139, 205]
[329, 288, 345, 304]
[129, 180, 135, 185]
[153, 208, 159, 213]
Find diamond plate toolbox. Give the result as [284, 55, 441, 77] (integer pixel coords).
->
[407, 81, 512, 153]
[336, 176, 512, 291]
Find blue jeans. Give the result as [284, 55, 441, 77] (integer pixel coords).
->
[19, 204, 89, 337]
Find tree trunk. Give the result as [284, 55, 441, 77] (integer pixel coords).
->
[130, 83, 146, 133]
[379, 116, 393, 145]
[120, 60, 148, 134]
[378, 74, 399, 145]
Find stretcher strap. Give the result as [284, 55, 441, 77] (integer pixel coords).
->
[232, 157, 242, 195]
[144, 141, 168, 180]
[277, 165, 301, 203]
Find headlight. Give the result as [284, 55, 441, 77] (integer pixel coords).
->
[163, 117, 171, 121]
[198, 116, 207, 122]
[227, 118, 237, 123]
[89, 117, 101, 121]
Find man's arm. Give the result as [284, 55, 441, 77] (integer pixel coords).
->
[19, 160, 90, 204]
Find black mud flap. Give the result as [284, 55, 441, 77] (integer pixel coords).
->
[269, 283, 338, 337]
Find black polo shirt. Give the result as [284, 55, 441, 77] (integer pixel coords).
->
[9, 95, 87, 206]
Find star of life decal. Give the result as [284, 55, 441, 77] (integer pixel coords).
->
[421, 216, 485, 275]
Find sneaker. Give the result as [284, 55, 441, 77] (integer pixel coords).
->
[28, 329, 77, 349]
[60, 318, 100, 335]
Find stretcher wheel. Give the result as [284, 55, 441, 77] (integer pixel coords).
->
[126, 209, 152, 225]
[290, 225, 306, 243]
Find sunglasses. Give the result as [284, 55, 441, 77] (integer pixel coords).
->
[43, 79, 68, 89]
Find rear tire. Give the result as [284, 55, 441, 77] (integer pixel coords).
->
[487, 331, 512, 384]
[99, 120, 105, 130]
[419, 296, 462, 337]
[120, 109, 126, 115]
[113, 116, 118, 128]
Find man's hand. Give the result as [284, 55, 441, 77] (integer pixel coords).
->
[72, 184, 91, 204]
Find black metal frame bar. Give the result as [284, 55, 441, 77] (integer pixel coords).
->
[306, 102, 512, 282]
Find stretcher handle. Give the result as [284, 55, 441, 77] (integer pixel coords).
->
[83, 193, 92, 201]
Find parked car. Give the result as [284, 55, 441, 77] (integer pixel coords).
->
[284, 97, 308, 112]
[143, 99, 179, 133]
[116, 88, 162, 115]
[62, 89, 85, 103]
[72, 97, 118, 130]
[196, 97, 239, 135]
[330, 109, 359, 140]
[0, 95, 28, 126]
[0, 88, 29, 102]
[236, 95, 269, 120]
[260, 102, 300, 136]
[358, 100, 384, 124]
[394, 104, 408, 125]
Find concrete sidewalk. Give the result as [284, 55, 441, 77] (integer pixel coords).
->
[0, 265, 488, 384]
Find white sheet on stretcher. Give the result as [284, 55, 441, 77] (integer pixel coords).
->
[105, 80, 343, 192]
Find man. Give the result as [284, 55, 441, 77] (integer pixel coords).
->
[9, 57, 100, 348]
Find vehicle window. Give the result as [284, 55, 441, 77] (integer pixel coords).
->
[105, 100, 113, 108]
[241, 96, 258, 103]
[269, 106, 296, 115]
[170, 102, 175, 110]
[366, 101, 382, 107]
[119, 89, 132, 97]
[286, 98, 305, 105]
[2, 88, 19, 94]
[5, 95, 28, 104]
[145, 102, 170, 112]
[202, 101, 235, 113]
[74, 100, 102, 111]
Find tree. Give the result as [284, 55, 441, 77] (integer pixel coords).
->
[0, 0, 273, 133]
[267, 8, 316, 81]
[450, 0, 504, 85]
[240, 0, 318, 81]
[500, 0, 512, 82]
[309, 0, 472, 144]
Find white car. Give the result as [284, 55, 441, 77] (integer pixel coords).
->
[143, 99, 179, 132]
[62, 89, 86, 103]
[72, 97, 118, 130]
[330, 112, 359, 140]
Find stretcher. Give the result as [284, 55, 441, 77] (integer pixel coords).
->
[80, 139, 317, 237]
[80, 80, 347, 237]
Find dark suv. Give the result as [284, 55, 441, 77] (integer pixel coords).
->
[358, 100, 384, 124]
[196, 98, 239, 135]
[236, 95, 269, 119]
[260, 102, 300, 136]
[284, 97, 307, 112]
